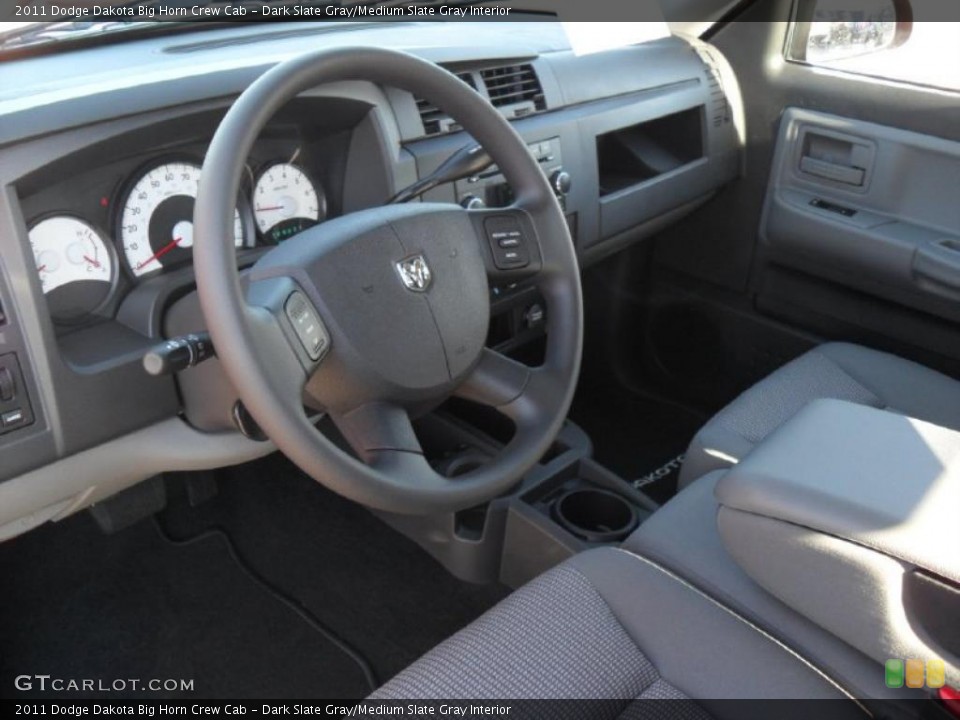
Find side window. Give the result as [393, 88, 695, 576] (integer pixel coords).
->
[787, 0, 960, 92]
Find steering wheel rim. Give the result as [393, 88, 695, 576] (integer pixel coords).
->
[194, 47, 582, 515]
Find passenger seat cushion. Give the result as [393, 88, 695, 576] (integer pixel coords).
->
[371, 559, 664, 701]
[373, 548, 860, 707]
[575, 550, 853, 703]
[679, 343, 960, 487]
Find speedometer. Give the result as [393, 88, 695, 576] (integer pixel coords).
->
[253, 162, 324, 243]
[119, 161, 246, 278]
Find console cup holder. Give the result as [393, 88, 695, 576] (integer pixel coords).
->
[552, 487, 639, 543]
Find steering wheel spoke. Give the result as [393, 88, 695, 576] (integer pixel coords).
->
[238, 303, 313, 408]
[368, 447, 439, 485]
[333, 402, 467, 490]
[245, 275, 330, 378]
[454, 347, 552, 435]
[331, 401, 423, 464]
[455, 347, 529, 407]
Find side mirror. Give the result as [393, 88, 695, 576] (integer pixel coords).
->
[790, 0, 912, 63]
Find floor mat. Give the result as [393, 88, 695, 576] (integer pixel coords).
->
[569, 383, 706, 505]
[0, 453, 508, 699]
[0, 510, 372, 699]
[159, 453, 509, 685]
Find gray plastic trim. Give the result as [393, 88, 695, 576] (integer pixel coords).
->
[0, 417, 274, 542]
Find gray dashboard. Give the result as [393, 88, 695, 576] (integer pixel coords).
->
[0, 21, 742, 538]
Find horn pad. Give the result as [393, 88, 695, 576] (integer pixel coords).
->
[249, 204, 490, 410]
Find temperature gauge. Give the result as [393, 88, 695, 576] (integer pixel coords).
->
[29, 216, 114, 322]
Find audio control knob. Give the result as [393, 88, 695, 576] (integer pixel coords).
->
[550, 170, 572, 196]
[460, 194, 486, 210]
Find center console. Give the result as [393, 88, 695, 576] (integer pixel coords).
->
[380, 406, 657, 587]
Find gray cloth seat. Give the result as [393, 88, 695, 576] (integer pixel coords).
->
[373, 546, 866, 714]
[678, 342, 960, 488]
[623, 471, 928, 702]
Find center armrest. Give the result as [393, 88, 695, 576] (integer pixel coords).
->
[717, 398, 960, 583]
[715, 398, 960, 687]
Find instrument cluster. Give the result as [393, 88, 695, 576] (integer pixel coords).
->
[25, 151, 326, 325]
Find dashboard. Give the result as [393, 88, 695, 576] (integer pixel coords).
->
[17, 100, 358, 329]
[0, 21, 743, 540]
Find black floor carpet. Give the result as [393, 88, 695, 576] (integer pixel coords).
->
[162, 454, 509, 684]
[569, 383, 707, 505]
[0, 511, 370, 699]
[0, 453, 508, 699]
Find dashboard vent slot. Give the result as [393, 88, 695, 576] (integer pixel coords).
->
[415, 63, 546, 138]
[694, 47, 732, 128]
[481, 64, 545, 115]
[416, 72, 476, 136]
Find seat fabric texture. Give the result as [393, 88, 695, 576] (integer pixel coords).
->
[372, 547, 865, 719]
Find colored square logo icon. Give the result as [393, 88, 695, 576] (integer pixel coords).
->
[885, 659, 904, 688]
[887, 658, 947, 688]
[927, 659, 946, 689]
[905, 659, 925, 688]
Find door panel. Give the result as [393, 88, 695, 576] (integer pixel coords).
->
[652, 1, 960, 375]
[761, 107, 960, 322]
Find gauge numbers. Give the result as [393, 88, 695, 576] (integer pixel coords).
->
[253, 162, 324, 243]
[120, 161, 244, 277]
[29, 216, 114, 322]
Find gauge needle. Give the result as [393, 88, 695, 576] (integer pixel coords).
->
[37, 264, 47, 273]
[136, 236, 182, 271]
[83, 255, 102, 269]
[256, 205, 284, 212]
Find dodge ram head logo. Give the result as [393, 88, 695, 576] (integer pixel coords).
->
[396, 254, 432, 292]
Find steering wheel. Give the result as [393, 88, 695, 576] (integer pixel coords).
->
[194, 47, 583, 515]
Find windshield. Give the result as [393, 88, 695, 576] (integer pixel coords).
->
[0, 18, 185, 52]
[1, 4, 697, 54]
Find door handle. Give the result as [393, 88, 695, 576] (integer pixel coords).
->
[799, 156, 865, 186]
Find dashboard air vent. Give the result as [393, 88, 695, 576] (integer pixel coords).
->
[480, 64, 545, 115]
[415, 63, 546, 138]
[416, 72, 476, 136]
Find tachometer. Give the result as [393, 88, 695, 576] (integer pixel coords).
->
[119, 161, 246, 277]
[253, 162, 324, 243]
[29, 216, 114, 322]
